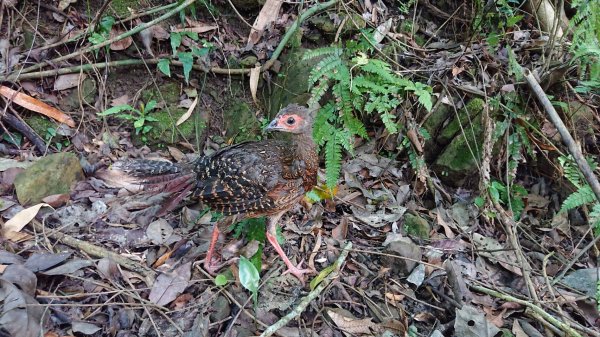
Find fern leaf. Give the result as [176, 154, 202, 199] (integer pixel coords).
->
[342, 113, 368, 138]
[360, 59, 396, 83]
[308, 55, 342, 90]
[325, 131, 343, 188]
[561, 185, 597, 212]
[352, 75, 389, 94]
[313, 105, 335, 146]
[336, 128, 354, 154]
[302, 47, 342, 61]
[308, 77, 331, 107]
[380, 112, 398, 134]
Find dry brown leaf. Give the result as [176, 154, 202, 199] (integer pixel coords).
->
[110, 28, 133, 50]
[2, 203, 50, 241]
[53, 74, 86, 91]
[327, 309, 376, 335]
[0, 86, 76, 127]
[249, 65, 261, 104]
[172, 25, 218, 34]
[248, 0, 283, 44]
[176, 96, 198, 126]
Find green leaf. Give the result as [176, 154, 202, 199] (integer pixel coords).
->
[474, 196, 485, 208]
[133, 118, 145, 129]
[145, 100, 157, 113]
[98, 104, 135, 116]
[239, 257, 260, 304]
[170, 32, 182, 55]
[192, 46, 209, 58]
[214, 274, 228, 286]
[98, 16, 115, 34]
[88, 33, 106, 45]
[310, 264, 335, 290]
[178, 52, 194, 83]
[506, 15, 523, 27]
[158, 59, 171, 77]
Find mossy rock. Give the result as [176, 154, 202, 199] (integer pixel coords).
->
[58, 77, 97, 112]
[431, 110, 484, 187]
[403, 213, 431, 239]
[25, 114, 56, 140]
[437, 97, 485, 145]
[109, 0, 141, 17]
[223, 101, 261, 142]
[136, 82, 204, 146]
[14, 153, 84, 205]
[266, 48, 321, 116]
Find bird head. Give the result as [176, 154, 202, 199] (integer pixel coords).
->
[265, 104, 316, 134]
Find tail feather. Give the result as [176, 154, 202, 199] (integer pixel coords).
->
[98, 159, 196, 215]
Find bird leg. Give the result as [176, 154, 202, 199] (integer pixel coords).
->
[203, 223, 222, 275]
[266, 212, 313, 283]
[204, 216, 239, 274]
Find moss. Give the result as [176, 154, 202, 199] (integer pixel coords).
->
[222, 101, 261, 142]
[25, 115, 57, 139]
[109, 0, 141, 17]
[437, 97, 485, 145]
[135, 82, 204, 146]
[403, 213, 431, 239]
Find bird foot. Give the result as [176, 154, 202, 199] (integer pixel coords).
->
[204, 257, 235, 275]
[282, 260, 314, 284]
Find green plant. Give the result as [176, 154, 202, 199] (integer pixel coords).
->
[570, 0, 600, 94]
[304, 35, 433, 187]
[472, 0, 523, 47]
[88, 16, 115, 56]
[488, 180, 527, 219]
[97, 100, 160, 143]
[558, 155, 600, 234]
[158, 34, 213, 83]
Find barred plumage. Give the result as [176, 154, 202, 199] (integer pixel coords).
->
[104, 104, 318, 282]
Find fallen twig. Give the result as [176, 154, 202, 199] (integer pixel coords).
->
[523, 68, 600, 202]
[31, 219, 156, 284]
[11, 0, 197, 77]
[470, 284, 584, 337]
[259, 241, 352, 337]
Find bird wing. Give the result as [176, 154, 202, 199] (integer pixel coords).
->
[192, 140, 303, 215]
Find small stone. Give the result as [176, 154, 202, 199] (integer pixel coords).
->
[14, 153, 84, 205]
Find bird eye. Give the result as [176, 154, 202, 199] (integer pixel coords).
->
[286, 117, 296, 125]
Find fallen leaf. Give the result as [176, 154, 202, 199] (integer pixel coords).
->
[148, 262, 192, 306]
[53, 74, 86, 91]
[2, 203, 50, 240]
[248, 0, 283, 44]
[0, 279, 44, 337]
[249, 65, 261, 104]
[176, 96, 198, 126]
[0, 86, 75, 127]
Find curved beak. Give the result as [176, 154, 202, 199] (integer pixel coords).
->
[265, 118, 281, 131]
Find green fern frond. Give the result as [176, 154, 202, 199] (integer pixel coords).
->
[324, 131, 343, 188]
[302, 46, 342, 61]
[360, 59, 396, 83]
[561, 185, 597, 212]
[308, 55, 343, 89]
[591, 203, 600, 235]
[336, 128, 354, 154]
[352, 76, 389, 94]
[308, 78, 331, 107]
[380, 112, 399, 134]
[313, 105, 335, 146]
[342, 113, 368, 139]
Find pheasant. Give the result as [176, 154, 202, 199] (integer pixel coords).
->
[107, 104, 319, 281]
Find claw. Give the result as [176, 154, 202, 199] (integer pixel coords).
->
[281, 259, 314, 283]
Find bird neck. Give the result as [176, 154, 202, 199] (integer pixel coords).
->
[290, 131, 316, 157]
